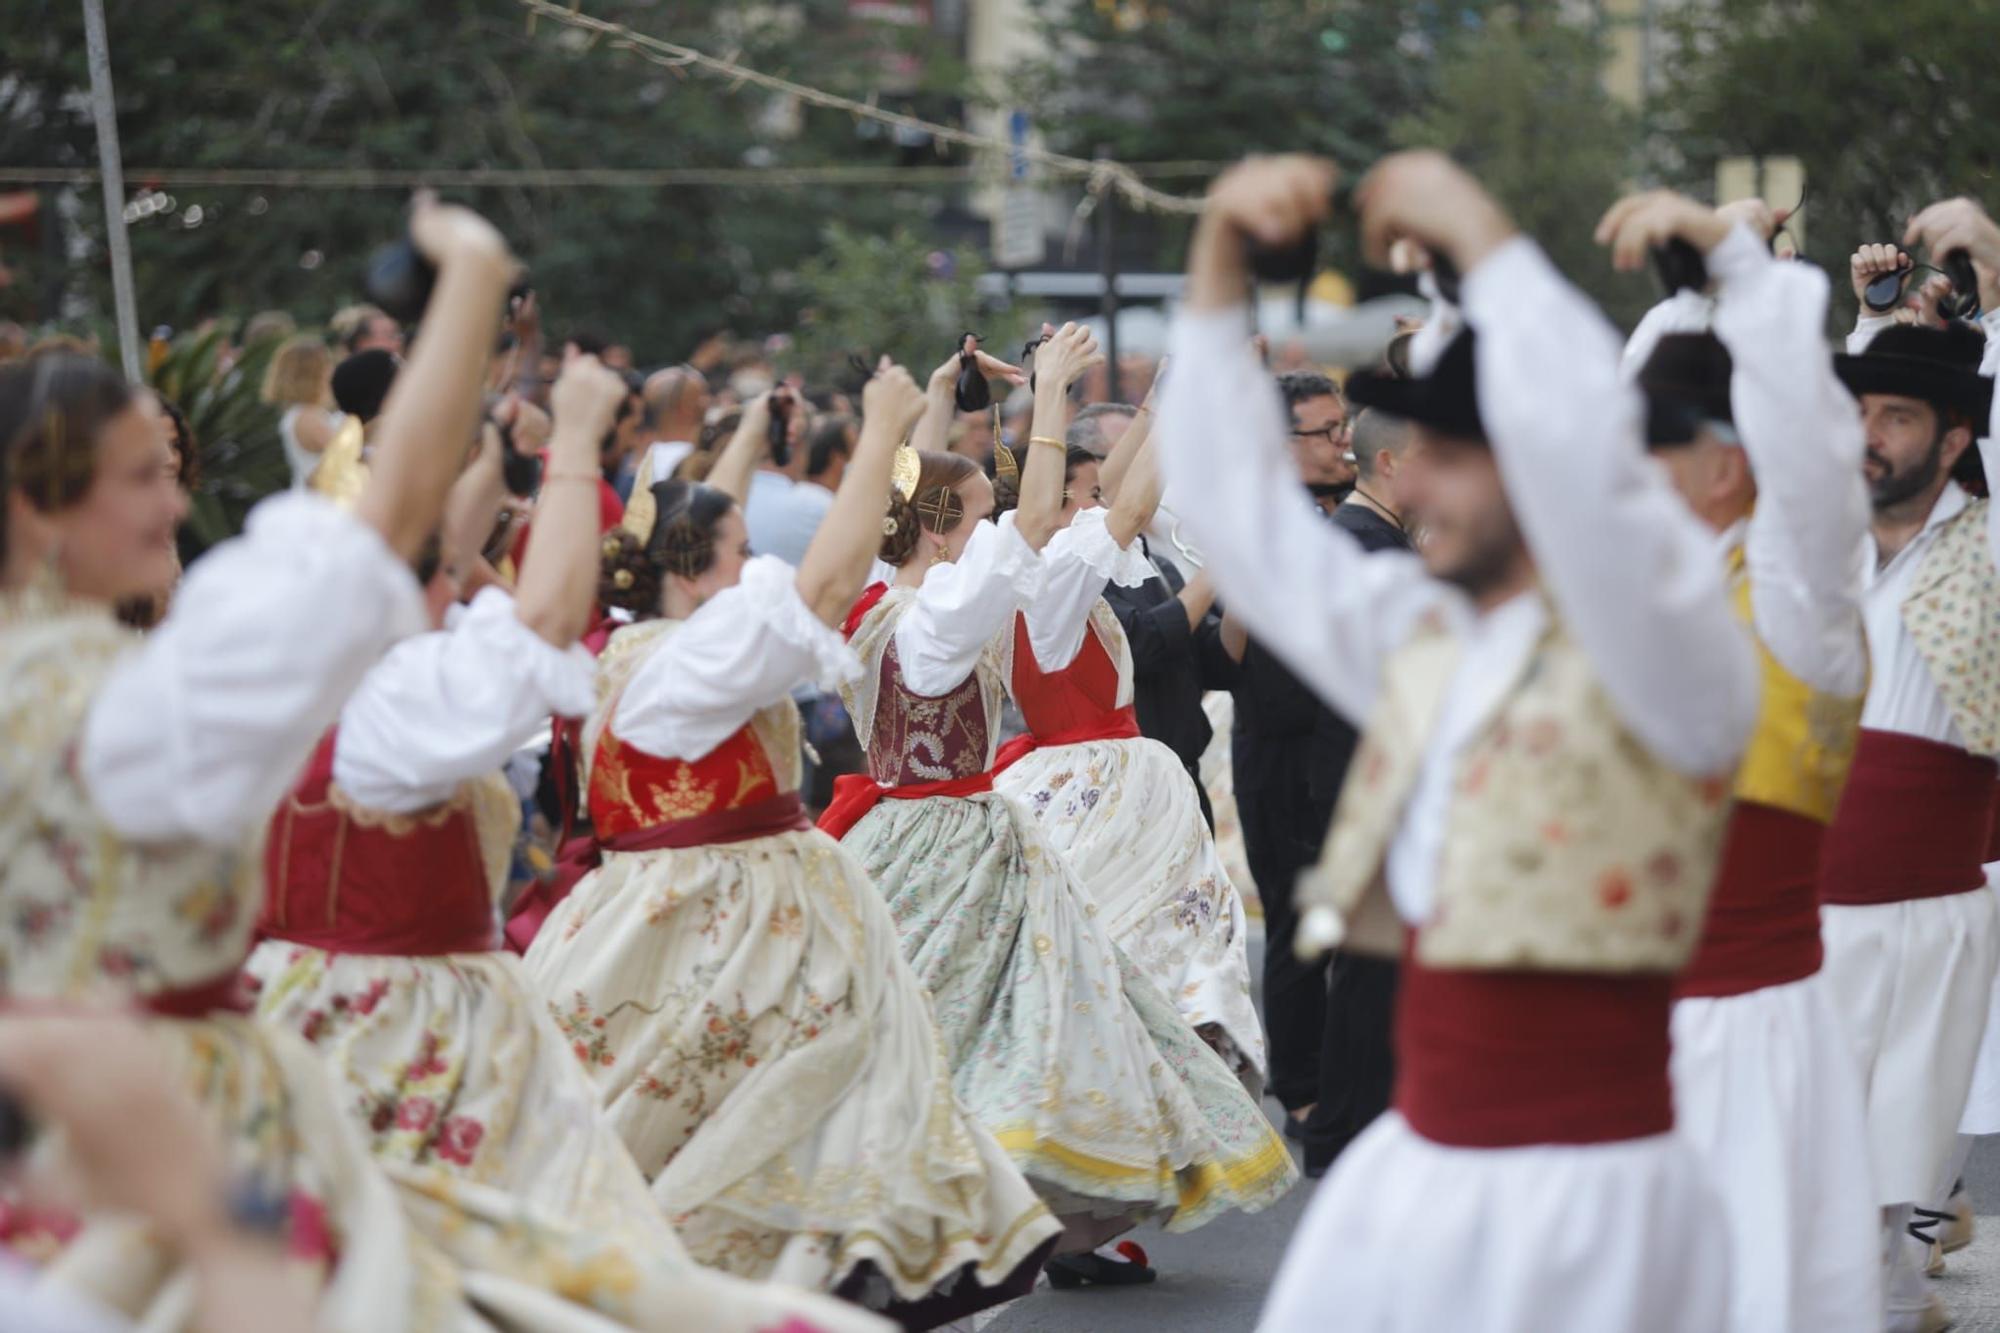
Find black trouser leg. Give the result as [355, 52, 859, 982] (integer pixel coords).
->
[1302, 949, 1399, 1174]
[1238, 780, 1329, 1112]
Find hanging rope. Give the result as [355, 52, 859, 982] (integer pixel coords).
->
[0, 161, 1222, 191]
[512, 0, 1209, 215]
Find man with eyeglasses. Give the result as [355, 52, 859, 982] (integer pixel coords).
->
[1282, 370, 1358, 513]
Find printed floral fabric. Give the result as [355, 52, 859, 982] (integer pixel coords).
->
[243, 943, 887, 1333]
[996, 734, 1266, 1081]
[523, 820, 1056, 1304]
[1904, 496, 2000, 758]
[1199, 692, 1260, 911]
[0, 595, 261, 1002]
[841, 790, 1296, 1232]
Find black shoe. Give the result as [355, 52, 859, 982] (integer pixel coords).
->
[1046, 1245, 1157, 1289]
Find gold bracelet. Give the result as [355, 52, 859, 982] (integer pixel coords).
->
[1028, 435, 1067, 451]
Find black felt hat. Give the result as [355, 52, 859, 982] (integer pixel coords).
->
[1835, 322, 1993, 491]
[1834, 322, 1993, 425]
[1638, 332, 1734, 448]
[1344, 328, 1487, 442]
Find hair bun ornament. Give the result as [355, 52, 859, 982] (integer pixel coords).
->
[601, 534, 623, 558]
[890, 443, 921, 501]
[612, 568, 634, 589]
[953, 333, 992, 413]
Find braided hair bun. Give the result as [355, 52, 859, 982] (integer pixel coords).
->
[598, 528, 660, 615]
[879, 451, 980, 567]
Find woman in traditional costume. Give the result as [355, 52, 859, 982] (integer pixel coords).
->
[244, 352, 880, 1333]
[0, 200, 637, 1330]
[990, 407, 1265, 1089]
[519, 364, 1060, 1330]
[820, 324, 1294, 1289]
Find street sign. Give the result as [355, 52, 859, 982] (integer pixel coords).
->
[993, 109, 1045, 269]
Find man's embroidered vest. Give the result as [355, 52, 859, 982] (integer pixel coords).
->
[1731, 554, 1865, 819]
[1302, 608, 1731, 971]
[1903, 497, 2000, 758]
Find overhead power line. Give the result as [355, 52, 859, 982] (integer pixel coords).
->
[0, 161, 1224, 191]
[510, 0, 1211, 215]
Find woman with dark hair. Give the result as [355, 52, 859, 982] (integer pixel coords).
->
[0, 200, 552, 1329]
[824, 324, 1293, 1289]
[243, 354, 876, 1333]
[519, 367, 1059, 1328]
[991, 389, 1265, 1093]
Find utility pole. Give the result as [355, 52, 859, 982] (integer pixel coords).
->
[1095, 146, 1120, 403]
[81, 0, 142, 382]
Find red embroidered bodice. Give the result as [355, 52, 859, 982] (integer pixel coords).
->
[589, 721, 783, 838]
[864, 635, 993, 785]
[1009, 609, 1129, 740]
[262, 731, 502, 956]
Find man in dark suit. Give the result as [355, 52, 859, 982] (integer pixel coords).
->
[1102, 541, 1235, 827]
[1296, 407, 1416, 1178]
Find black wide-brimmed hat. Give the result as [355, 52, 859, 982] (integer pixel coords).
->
[1834, 322, 1993, 425]
[1637, 332, 1734, 448]
[1836, 322, 1993, 491]
[1345, 328, 1487, 442]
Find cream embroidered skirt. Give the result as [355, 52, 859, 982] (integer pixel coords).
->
[996, 734, 1266, 1082]
[521, 826, 1058, 1316]
[38, 1015, 871, 1333]
[840, 791, 1295, 1233]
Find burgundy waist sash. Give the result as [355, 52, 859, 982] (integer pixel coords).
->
[502, 791, 811, 954]
[1395, 945, 1674, 1148]
[1676, 802, 1825, 999]
[1820, 729, 1997, 907]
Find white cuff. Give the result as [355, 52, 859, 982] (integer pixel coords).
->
[1050, 507, 1154, 588]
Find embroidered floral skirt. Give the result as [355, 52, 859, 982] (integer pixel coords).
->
[996, 734, 1267, 1084]
[240, 947, 886, 1333]
[520, 826, 1059, 1316]
[840, 792, 1296, 1233]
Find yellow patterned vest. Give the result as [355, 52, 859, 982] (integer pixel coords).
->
[1903, 496, 2000, 759]
[1729, 547, 1866, 819]
[0, 594, 263, 1001]
[1300, 602, 1732, 971]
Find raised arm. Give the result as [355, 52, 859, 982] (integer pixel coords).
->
[910, 340, 1023, 458]
[1707, 211, 1868, 694]
[517, 356, 629, 646]
[352, 197, 518, 562]
[795, 362, 930, 626]
[1015, 323, 1103, 551]
[1903, 196, 2000, 568]
[1160, 156, 1437, 725]
[1365, 158, 1755, 776]
[704, 388, 784, 509]
[80, 199, 519, 846]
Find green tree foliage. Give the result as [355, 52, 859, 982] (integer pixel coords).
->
[0, 0, 952, 358]
[788, 223, 985, 387]
[1659, 0, 2000, 324]
[148, 326, 287, 557]
[1394, 8, 1654, 327]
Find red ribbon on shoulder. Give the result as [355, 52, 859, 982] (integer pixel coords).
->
[843, 582, 890, 640]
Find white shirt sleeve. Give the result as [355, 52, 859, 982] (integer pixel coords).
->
[1158, 306, 1442, 725]
[1848, 311, 1897, 355]
[1406, 271, 1463, 378]
[79, 492, 428, 846]
[331, 587, 597, 814]
[892, 514, 1048, 696]
[612, 555, 861, 762]
[1619, 288, 1716, 379]
[1708, 225, 1871, 696]
[1466, 238, 1759, 778]
[1024, 506, 1154, 670]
